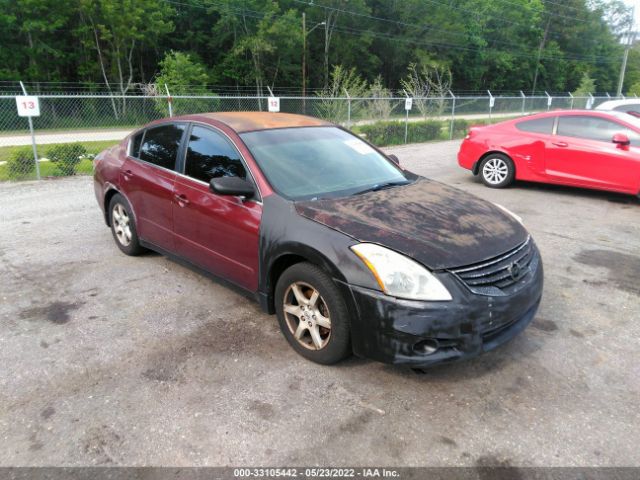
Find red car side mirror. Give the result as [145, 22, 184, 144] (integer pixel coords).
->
[612, 133, 630, 148]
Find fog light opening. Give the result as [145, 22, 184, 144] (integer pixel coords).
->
[414, 339, 439, 355]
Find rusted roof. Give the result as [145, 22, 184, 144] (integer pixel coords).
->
[181, 111, 332, 133]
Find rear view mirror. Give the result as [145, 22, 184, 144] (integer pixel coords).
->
[209, 176, 255, 199]
[388, 154, 400, 165]
[612, 133, 630, 148]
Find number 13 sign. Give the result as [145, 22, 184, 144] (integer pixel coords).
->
[16, 96, 41, 117]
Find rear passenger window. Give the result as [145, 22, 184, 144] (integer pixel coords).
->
[515, 117, 554, 134]
[130, 132, 143, 157]
[557, 116, 630, 143]
[139, 124, 185, 170]
[184, 126, 247, 183]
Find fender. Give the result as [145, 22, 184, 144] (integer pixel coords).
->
[257, 194, 380, 314]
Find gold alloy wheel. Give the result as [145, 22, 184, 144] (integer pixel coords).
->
[282, 281, 332, 350]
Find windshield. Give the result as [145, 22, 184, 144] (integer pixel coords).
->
[240, 127, 410, 200]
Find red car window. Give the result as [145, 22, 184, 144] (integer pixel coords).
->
[184, 126, 248, 183]
[515, 117, 554, 134]
[139, 124, 185, 170]
[557, 116, 640, 146]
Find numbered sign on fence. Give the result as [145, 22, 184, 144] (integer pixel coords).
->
[405, 97, 413, 111]
[268, 97, 280, 112]
[15, 96, 40, 117]
[489, 96, 495, 108]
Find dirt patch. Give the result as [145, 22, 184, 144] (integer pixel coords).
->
[20, 301, 83, 325]
[573, 249, 640, 296]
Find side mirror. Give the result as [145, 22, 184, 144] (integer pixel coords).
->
[388, 154, 400, 165]
[209, 176, 255, 199]
[612, 133, 630, 147]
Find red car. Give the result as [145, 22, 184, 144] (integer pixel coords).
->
[458, 110, 640, 196]
[94, 112, 543, 367]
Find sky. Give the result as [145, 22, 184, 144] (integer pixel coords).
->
[621, 0, 640, 28]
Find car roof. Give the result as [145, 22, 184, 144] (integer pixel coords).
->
[511, 109, 629, 121]
[173, 111, 333, 133]
[595, 99, 640, 110]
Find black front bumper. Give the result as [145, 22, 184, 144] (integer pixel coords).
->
[339, 249, 544, 368]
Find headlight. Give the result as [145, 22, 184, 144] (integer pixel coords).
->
[351, 243, 452, 301]
[493, 203, 523, 224]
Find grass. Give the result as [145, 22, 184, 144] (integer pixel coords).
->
[0, 140, 117, 181]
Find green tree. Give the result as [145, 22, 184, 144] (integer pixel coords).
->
[155, 50, 211, 115]
[572, 72, 597, 96]
[78, 0, 174, 115]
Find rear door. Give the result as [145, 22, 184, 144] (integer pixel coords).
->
[544, 115, 640, 192]
[120, 123, 186, 251]
[172, 124, 262, 291]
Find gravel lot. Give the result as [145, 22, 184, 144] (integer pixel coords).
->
[0, 140, 638, 467]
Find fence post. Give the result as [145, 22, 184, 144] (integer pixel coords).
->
[586, 93, 594, 110]
[403, 91, 410, 144]
[520, 91, 525, 115]
[487, 90, 494, 122]
[19, 81, 40, 180]
[164, 84, 173, 117]
[343, 88, 351, 128]
[568, 92, 574, 110]
[545, 91, 552, 111]
[448, 90, 456, 140]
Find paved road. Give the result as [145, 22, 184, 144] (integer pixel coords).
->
[0, 141, 638, 467]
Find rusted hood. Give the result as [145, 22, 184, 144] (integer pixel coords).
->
[295, 178, 529, 270]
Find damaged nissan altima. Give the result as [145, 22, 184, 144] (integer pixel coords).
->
[94, 112, 543, 368]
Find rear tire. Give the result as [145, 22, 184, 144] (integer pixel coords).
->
[275, 262, 351, 365]
[108, 193, 145, 256]
[479, 153, 515, 188]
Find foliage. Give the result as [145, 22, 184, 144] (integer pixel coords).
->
[316, 65, 369, 122]
[46, 143, 88, 176]
[357, 119, 444, 146]
[0, 0, 635, 96]
[7, 147, 36, 179]
[628, 82, 640, 97]
[572, 72, 597, 96]
[400, 62, 452, 117]
[366, 75, 395, 120]
[154, 50, 215, 115]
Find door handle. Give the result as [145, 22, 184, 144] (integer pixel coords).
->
[122, 169, 135, 179]
[174, 193, 190, 206]
[552, 141, 568, 148]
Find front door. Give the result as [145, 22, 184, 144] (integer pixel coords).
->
[172, 124, 262, 291]
[545, 115, 640, 192]
[119, 123, 186, 251]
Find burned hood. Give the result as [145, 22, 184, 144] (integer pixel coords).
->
[295, 178, 529, 270]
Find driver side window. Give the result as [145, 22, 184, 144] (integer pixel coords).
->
[184, 126, 247, 183]
[557, 116, 640, 146]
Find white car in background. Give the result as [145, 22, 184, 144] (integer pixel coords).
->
[596, 99, 640, 117]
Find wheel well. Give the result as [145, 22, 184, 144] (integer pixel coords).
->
[103, 189, 119, 226]
[267, 254, 308, 313]
[474, 151, 514, 175]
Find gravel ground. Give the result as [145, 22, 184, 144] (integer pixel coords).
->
[0, 140, 638, 467]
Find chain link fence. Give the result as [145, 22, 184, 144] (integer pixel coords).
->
[0, 92, 624, 181]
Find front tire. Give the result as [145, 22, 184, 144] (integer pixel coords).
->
[108, 193, 145, 256]
[479, 153, 515, 188]
[275, 262, 351, 365]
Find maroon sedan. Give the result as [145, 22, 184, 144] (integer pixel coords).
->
[458, 110, 640, 196]
[94, 112, 543, 367]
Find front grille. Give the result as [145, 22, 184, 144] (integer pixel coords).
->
[448, 237, 538, 296]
